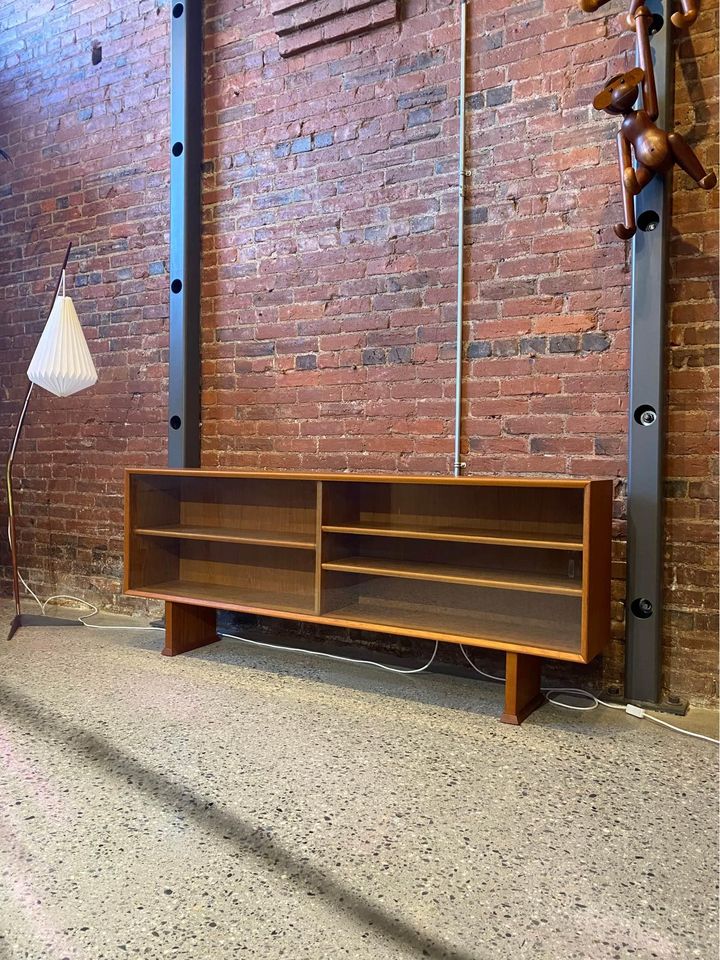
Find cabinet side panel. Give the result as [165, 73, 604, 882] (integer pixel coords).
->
[126, 472, 181, 592]
[124, 471, 133, 593]
[582, 480, 613, 662]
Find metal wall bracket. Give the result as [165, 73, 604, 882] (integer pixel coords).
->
[168, 0, 203, 467]
[602, 690, 689, 716]
[625, 0, 672, 703]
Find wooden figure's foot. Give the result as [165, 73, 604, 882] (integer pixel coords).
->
[615, 222, 636, 240]
[668, 132, 712, 186]
[671, 12, 698, 29]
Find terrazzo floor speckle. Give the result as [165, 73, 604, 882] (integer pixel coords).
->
[0, 609, 717, 960]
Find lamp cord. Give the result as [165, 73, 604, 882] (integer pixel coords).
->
[459, 644, 719, 745]
[6, 518, 717, 743]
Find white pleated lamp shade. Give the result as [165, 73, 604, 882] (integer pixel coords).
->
[27, 294, 98, 398]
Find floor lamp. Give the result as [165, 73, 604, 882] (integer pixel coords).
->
[6, 241, 98, 641]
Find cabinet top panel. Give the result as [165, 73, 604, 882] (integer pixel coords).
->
[126, 468, 607, 489]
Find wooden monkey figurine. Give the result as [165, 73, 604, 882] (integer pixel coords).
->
[592, 4, 716, 239]
[580, 0, 700, 30]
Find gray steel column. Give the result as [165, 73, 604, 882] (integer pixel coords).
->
[168, 0, 203, 467]
[625, 0, 672, 702]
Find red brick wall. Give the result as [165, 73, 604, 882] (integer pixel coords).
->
[664, 2, 719, 702]
[0, 0, 170, 605]
[0, 0, 717, 702]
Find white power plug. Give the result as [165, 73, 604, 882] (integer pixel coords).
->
[625, 703, 646, 718]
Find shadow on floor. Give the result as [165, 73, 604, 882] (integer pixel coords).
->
[0, 679, 479, 960]
[118, 626, 507, 721]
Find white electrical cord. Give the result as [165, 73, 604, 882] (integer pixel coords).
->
[633, 708, 720, 744]
[78, 606, 164, 631]
[460, 643, 506, 682]
[8, 519, 162, 631]
[8, 517, 718, 743]
[460, 644, 719, 745]
[218, 631, 440, 675]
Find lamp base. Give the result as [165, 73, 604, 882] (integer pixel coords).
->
[7, 613, 83, 642]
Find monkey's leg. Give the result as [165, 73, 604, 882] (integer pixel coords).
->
[615, 134, 637, 239]
[669, 132, 717, 189]
[671, 0, 698, 28]
[623, 164, 654, 196]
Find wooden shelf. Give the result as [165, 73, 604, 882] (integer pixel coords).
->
[132, 579, 315, 616]
[321, 556, 582, 596]
[323, 598, 581, 654]
[124, 470, 612, 723]
[126, 469, 612, 686]
[321, 521, 583, 551]
[134, 525, 316, 550]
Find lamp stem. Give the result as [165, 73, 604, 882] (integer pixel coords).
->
[5, 241, 73, 621]
[7, 382, 34, 617]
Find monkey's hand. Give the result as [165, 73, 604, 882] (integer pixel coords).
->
[628, 3, 653, 28]
[614, 223, 637, 240]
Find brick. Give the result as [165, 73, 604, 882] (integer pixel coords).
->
[486, 85, 513, 107]
[549, 334, 580, 353]
[467, 341, 492, 359]
[465, 207, 488, 225]
[394, 50, 444, 76]
[582, 331, 611, 353]
[407, 107, 432, 127]
[296, 353, 318, 370]
[397, 86, 447, 110]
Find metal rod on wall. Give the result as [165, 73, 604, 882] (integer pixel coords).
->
[453, 0, 468, 478]
[625, 0, 672, 703]
[168, 0, 203, 468]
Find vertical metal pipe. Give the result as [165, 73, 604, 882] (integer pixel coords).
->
[453, 0, 468, 478]
[625, 0, 672, 703]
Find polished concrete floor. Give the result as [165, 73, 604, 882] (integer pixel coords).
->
[0, 604, 717, 960]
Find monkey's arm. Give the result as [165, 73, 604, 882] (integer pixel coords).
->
[635, 5, 659, 121]
[615, 132, 637, 239]
[671, 0, 699, 28]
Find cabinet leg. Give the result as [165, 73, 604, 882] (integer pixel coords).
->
[500, 652, 544, 725]
[162, 601, 219, 657]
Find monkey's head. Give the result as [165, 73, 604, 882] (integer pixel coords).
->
[593, 69, 644, 115]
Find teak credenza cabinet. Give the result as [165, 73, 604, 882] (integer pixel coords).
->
[124, 469, 612, 725]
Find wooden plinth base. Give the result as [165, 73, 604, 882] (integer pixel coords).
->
[162, 601, 219, 657]
[500, 652, 544, 725]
